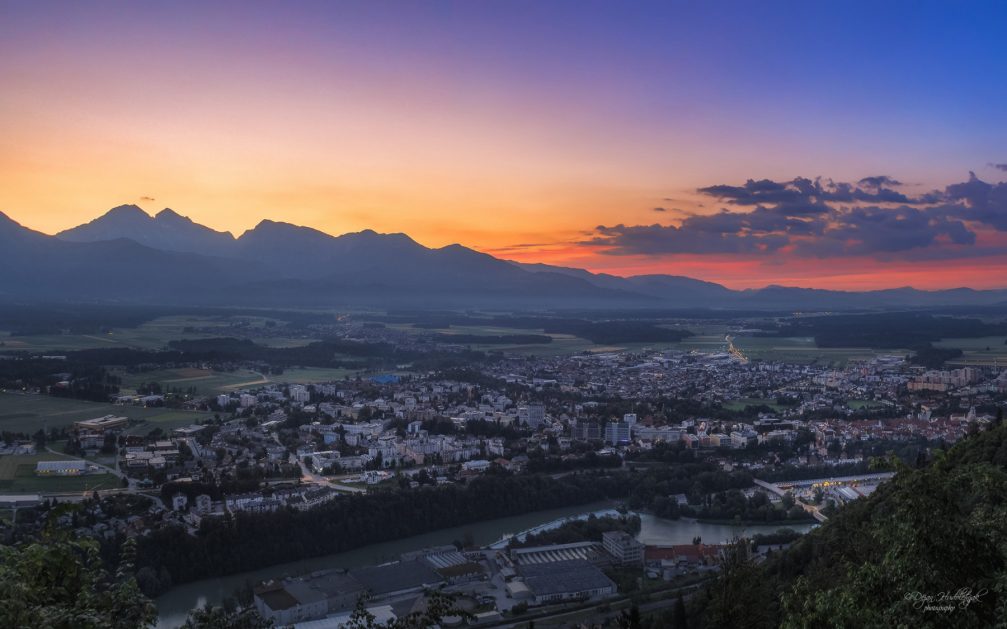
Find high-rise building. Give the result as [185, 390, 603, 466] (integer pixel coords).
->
[605, 421, 631, 445]
[519, 405, 546, 429]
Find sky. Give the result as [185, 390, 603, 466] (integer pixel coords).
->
[2, 1, 1006, 290]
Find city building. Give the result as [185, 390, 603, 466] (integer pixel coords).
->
[73, 415, 128, 433]
[605, 421, 631, 446]
[602, 530, 644, 565]
[517, 559, 617, 604]
[35, 460, 88, 476]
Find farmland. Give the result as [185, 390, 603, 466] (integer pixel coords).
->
[936, 336, 1007, 367]
[674, 325, 907, 367]
[387, 323, 688, 356]
[116, 367, 271, 396]
[116, 366, 362, 397]
[0, 314, 317, 352]
[0, 392, 212, 435]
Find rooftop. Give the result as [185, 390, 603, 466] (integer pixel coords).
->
[519, 559, 616, 597]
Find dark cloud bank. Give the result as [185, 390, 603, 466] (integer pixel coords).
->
[588, 172, 1007, 259]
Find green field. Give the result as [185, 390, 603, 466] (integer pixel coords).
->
[847, 399, 888, 410]
[270, 367, 362, 384]
[116, 367, 271, 395]
[0, 452, 120, 494]
[936, 336, 1007, 367]
[671, 327, 904, 367]
[116, 366, 362, 396]
[722, 397, 785, 412]
[0, 314, 317, 352]
[388, 323, 687, 356]
[0, 392, 212, 435]
[732, 336, 896, 366]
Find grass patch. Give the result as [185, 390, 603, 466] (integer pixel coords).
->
[848, 399, 885, 410]
[0, 392, 212, 434]
[723, 398, 784, 412]
[936, 336, 1007, 367]
[115, 368, 269, 396]
[117, 366, 365, 395]
[269, 367, 362, 384]
[1, 315, 319, 352]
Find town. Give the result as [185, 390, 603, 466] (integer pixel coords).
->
[2, 331, 1003, 627]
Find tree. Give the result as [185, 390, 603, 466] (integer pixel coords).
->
[672, 594, 688, 629]
[703, 540, 774, 629]
[618, 605, 642, 629]
[0, 533, 156, 629]
[33, 428, 46, 449]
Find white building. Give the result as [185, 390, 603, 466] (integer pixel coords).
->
[35, 460, 88, 476]
[172, 493, 189, 511]
[290, 385, 311, 404]
[602, 530, 644, 565]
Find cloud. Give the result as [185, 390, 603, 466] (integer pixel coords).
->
[139, 195, 156, 202]
[652, 207, 667, 212]
[988, 163, 1007, 172]
[585, 171, 1007, 259]
[857, 175, 903, 188]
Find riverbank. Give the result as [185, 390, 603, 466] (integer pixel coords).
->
[155, 505, 818, 627]
[155, 500, 615, 628]
[693, 517, 816, 526]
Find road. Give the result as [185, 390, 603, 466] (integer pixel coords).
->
[289, 448, 367, 493]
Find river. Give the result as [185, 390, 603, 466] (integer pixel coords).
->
[155, 504, 816, 627]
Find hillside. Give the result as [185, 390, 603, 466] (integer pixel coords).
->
[696, 422, 1007, 628]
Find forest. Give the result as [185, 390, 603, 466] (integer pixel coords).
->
[692, 421, 1007, 628]
[135, 472, 633, 592]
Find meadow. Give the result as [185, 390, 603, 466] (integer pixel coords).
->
[116, 367, 271, 396]
[0, 392, 212, 435]
[672, 324, 906, 366]
[936, 336, 1007, 367]
[0, 314, 316, 352]
[721, 397, 785, 412]
[388, 323, 688, 356]
[116, 366, 362, 397]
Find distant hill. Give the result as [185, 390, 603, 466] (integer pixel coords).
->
[58, 205, 234, 255]
[0, 204, 1000, 309]
[2, 208, 647, 308]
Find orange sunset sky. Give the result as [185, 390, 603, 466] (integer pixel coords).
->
[2, 2, 1006, 291]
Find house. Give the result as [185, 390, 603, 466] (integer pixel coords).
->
[644, 544, 724, 578]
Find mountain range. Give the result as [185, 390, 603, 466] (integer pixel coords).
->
[1, 204, 1005, 310]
